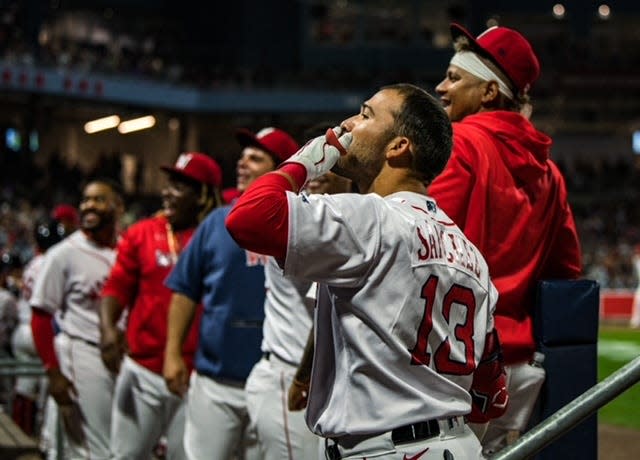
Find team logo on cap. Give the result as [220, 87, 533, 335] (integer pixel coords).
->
[175, 153, 193, 170]
[255, 127, 276, 139]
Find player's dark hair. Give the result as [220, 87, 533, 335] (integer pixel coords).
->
[86, 176, 125, 197]
[85, 176, 125, 205]
[382, 83, 453, 184]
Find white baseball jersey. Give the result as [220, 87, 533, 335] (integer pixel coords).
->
[30, 230, 118, 458]
[17, 253, 45, 325]
[12, 254, 46, 398]
[262, 256, 314, 364]
[283, 191, 498, 438]
[30, 230, 116, 344]
[0, 289, 17, 350]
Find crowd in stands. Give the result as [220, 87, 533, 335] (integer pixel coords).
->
[558, 157, 640, 289]
[0, 148, 637, 291]
[2, 1, 639, 94]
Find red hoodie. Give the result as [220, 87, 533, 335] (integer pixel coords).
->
[428, 111, 582, 364]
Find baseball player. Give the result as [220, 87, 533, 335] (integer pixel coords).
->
[427, 23, 582, 453]
[0, 251, 21, 353]
[163, 127, 299, 460]
[11, 217, 69, 436]
[245, 123, 353, 460]
[227, 83, 507, 459]
[630, 244, 640, 328]
[99, 153, 222, 460]
[0, 251, 22, 409]
[31, 179, 124, 460]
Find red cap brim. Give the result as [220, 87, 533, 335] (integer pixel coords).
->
[235, 128, 275, 157]
[450, 23, 476, 46]
[450, 23, 494, 62]
[160, 165, 197, 183]
[449, 22, 516, 91]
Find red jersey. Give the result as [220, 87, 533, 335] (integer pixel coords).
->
[428, 111, 582, 364]
[102, 213, 202, 374]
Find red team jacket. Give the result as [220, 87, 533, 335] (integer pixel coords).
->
[428, 111, 582, 364]
[102, 214, 202, 374]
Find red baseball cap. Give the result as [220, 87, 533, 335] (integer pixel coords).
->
[450, 23, 540, 95]
[160, 152, 222, 188]
[51, 204, 79, 225]
[235, 127, 300, 163]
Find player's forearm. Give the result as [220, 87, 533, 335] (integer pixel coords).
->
[226, 164, 306, 259]
[31, 307, 59, 370]
[165, 293, 197, 356]
[294, 327, 315, 383]
[99, 295, 124, 335]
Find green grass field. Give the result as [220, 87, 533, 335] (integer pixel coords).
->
[597, 326, 640, 430]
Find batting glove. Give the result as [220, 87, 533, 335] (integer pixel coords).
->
[467, 329, 509, 423]
[283, 127, 352, 183]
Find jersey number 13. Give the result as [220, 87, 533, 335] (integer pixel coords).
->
[409, 275, 476, 376]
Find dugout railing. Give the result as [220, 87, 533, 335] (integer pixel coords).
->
[491, 354, 640, 459]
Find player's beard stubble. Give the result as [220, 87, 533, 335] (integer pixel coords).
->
[80, 208, 116, 234]
[332, 130, 392, 192]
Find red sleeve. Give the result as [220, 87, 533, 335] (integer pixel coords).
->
[31, 308, 59, 370]
[101, 224, 141, 307]
[225, 163, 306, 259]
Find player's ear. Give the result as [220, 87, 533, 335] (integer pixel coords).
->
[481, 80, 500, 104]
[386, 136, 410, 160]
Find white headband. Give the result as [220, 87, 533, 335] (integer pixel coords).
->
[450, 51, 514, 100]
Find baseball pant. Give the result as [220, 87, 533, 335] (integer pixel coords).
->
[324, 417, 482, 459]
[55, 332, 115, 460]
[11, 323, 48, 436]
[630, 287, 640, 328]
[478, 359, 545, 455]
[183, 372, 259, 460]
[39, 396, 64, 460]
[246, 353, 320, 460]
[11, 323, 46, 398]
[111, 355, 187, 460]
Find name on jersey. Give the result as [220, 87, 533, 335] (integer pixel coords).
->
[415, 223, 482, 278]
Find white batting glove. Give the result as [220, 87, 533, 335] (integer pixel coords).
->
[284, 127, 352, 182]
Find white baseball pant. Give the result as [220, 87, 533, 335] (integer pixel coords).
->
[183, 372, 259, 460]
[245, 353, 321, 460]
[111, 355, 187, 459]
[323, 417, 481, 460]
[630, 286, 640, 328]
[11, 323, 47, 398]
[54, 332, 115, 459]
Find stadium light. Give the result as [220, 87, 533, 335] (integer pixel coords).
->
[552, 4, 566, 20]
[117, 115, 156, 134]
[84, 115, 120, 134]
[598, 4, 611, 20]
